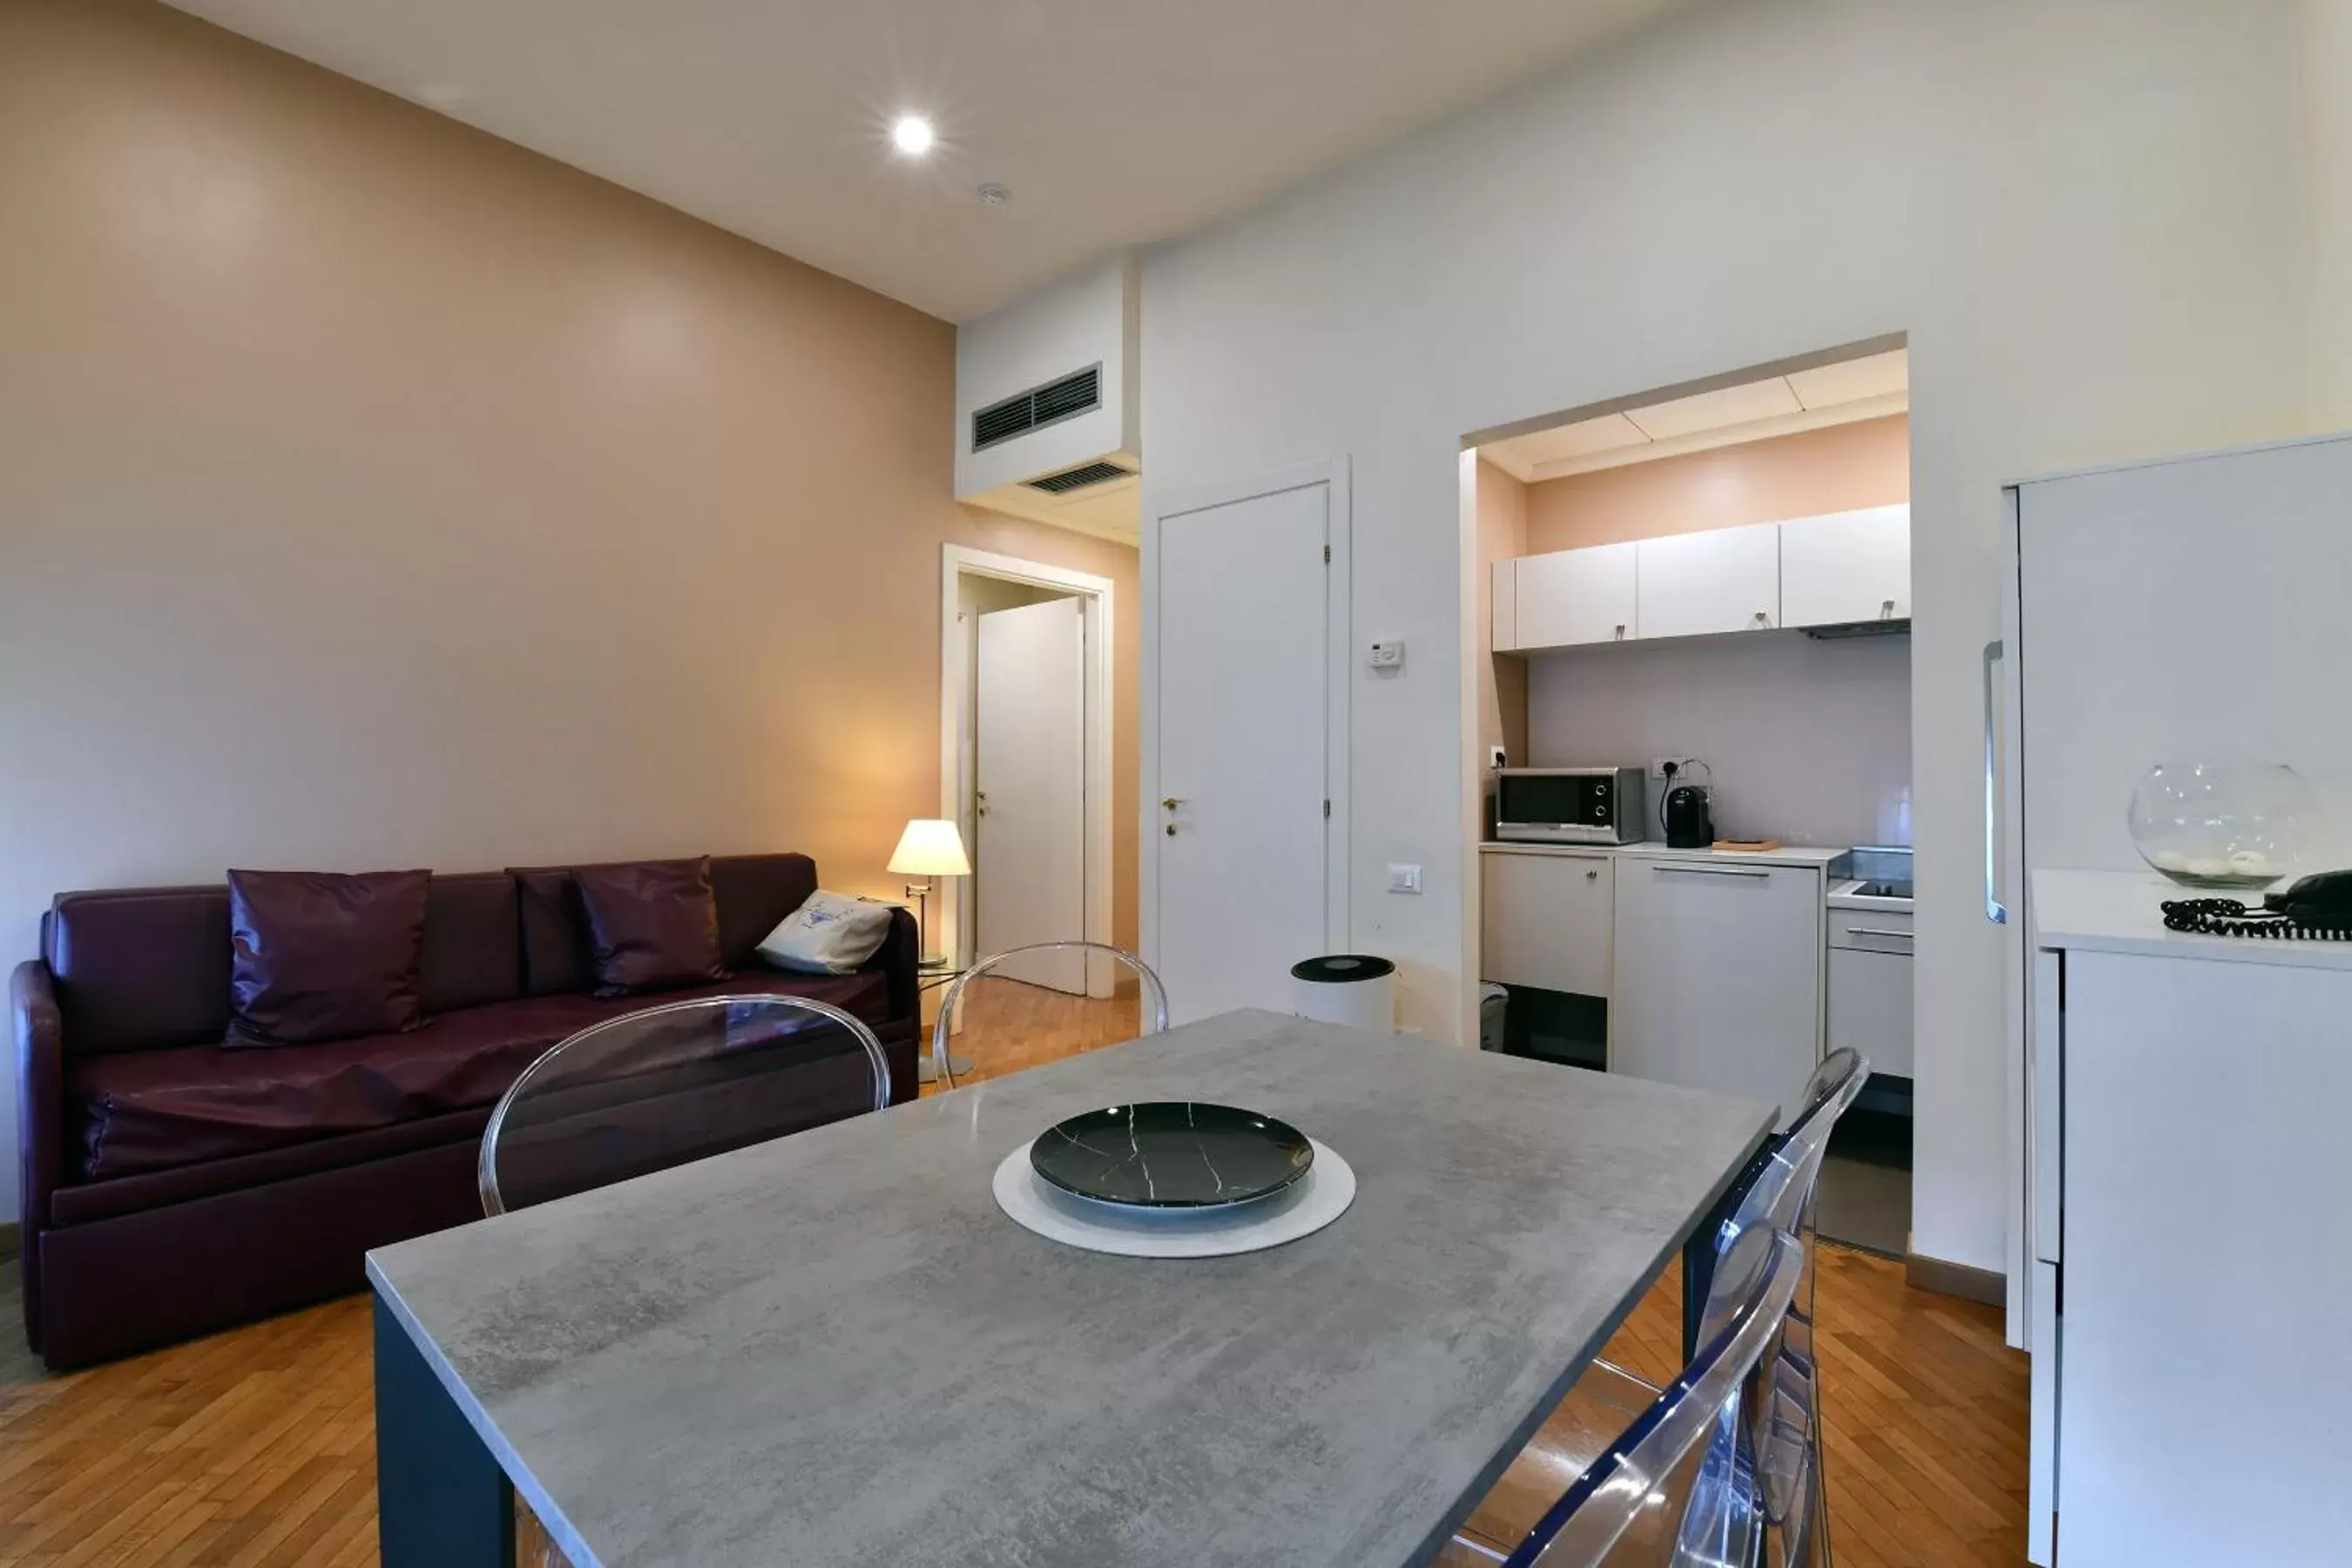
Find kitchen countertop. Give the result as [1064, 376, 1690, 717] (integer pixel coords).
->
[2031, 868, 2352, 973]
[1482, 840, 1848, 870]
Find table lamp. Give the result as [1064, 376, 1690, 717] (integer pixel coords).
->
[889, 818, 970, 970]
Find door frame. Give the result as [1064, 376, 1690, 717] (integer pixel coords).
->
[939, 545, 1116, 987]
[1140, 456, 1353, 974]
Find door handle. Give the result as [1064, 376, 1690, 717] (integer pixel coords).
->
[1984, 639, 2009, 925]
[1161, 797, 1186, 811]
[1653, 864, 1770, 881]
[1845, 926, 1915, 941]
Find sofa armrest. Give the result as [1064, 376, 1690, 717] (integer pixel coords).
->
[857, 909, 920, 1024]
[13, 960, 64, 1352]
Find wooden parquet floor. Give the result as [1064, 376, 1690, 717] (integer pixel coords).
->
[0, 997, 2027, 1566]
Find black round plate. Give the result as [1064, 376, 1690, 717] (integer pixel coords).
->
[1030, 1102, 1314, 1210]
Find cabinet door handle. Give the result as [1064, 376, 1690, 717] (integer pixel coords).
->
[1653, 864, 1770, 881]
[1984, 639, 2009, 925]
[1846, 926, 1915, 940]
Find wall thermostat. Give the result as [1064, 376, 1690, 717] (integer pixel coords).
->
[1369, 640, 1405, 669]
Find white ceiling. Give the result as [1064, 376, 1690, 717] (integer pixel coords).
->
[1480, 349, 1910, 483]
[166, 0, 1693, 322]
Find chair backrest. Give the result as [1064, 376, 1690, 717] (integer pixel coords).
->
[1708, 1047, 1863, 1568]
[931, 942, 1169, 1089]
[1504, 1226, 1806, 1568]
[479, 993, 890, 1215]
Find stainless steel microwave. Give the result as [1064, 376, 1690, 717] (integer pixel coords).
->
[1495, 767, 1645, 844]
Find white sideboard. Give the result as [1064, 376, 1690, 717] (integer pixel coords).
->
[2025, 869, 2352, 1567]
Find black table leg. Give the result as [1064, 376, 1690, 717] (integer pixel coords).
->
[375, 1293, 515, 1568]
[1682, 1141, 1780, 1361]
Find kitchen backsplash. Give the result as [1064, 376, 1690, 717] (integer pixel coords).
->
[1524, 631, 1911, 848]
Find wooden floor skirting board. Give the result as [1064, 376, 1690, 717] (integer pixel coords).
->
[1904, 1250, 2007, 1308]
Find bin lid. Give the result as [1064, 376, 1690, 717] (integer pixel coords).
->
[1289, 954, 1396, 984]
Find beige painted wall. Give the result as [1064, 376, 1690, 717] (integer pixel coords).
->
[1524, 415, 1911, 552]
[0, 0, 1141, 1162]
[1470, 460, 1529, 788]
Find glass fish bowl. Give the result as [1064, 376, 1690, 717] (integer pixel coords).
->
[2126, 763, 2314, 889]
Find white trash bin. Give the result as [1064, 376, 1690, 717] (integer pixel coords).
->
[1479, 983, 1509, 1052]
[1289, 955, 1396, 1033]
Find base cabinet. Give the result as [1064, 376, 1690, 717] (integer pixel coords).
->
[2032, 948, 2352, 1566]
[1609, 858, 1821, 1116]
[1481, 851, 1612, 997]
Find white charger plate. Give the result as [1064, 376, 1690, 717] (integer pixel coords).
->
[991, 1137, 1355, 1259]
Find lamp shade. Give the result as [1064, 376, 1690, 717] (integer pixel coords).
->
[888, 818, 970, 877]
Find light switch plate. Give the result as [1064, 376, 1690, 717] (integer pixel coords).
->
[1387, 862, 1423, 894]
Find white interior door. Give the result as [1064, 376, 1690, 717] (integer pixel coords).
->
[976, 597, 1086, 993]
[1155, 479, 1331, 1022]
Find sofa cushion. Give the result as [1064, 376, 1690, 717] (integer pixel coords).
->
[758, 890, 896, 975]
[710, 854, 821, 969]
[419, 872, 523, 1013]
[226, 868, 433, 1046]
[574, 859, 728, 997]
[64, 971, 892, 1183]
[44, 887, 234, 1055]
[512, 865, 592, 997]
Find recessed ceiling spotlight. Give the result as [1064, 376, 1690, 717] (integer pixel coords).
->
[977, 182, 1010, 206]
[890, 114, 936, 158]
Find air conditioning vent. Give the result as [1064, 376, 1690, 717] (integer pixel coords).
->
[970, 363, 1102, 452]
[1024, 459, 1132, 496]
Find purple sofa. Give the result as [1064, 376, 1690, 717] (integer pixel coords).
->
[11, 853, 917, 1369]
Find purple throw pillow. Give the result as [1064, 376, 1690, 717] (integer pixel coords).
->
[574, 858, 729, 997]
[226, 868, 432, 1046]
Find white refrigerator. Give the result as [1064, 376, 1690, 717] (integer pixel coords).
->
[1998, 432, 2352, 1563]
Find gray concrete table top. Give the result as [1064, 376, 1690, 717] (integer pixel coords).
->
[367, 1008, 1776, 1568]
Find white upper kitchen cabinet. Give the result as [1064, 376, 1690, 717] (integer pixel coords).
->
[1511, 543, 1638, 650]
[1779, 504, 1910, 627]
[1634, 524, 1781, 639]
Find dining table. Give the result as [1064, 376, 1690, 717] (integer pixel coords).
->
[368, 1006, 1778, 1568]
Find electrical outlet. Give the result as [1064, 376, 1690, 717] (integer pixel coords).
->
[1488, 745, 1508, 770]
[1651, 756, 1698, 782]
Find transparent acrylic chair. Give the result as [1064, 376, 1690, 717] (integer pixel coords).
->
[929, 942, 1168, 1090]
[1443, 1225, 1806, 1567]
[479, 993, 891, 1216]
[481, 993, 891, 1565]
[1449, 1051, 1868, 1567]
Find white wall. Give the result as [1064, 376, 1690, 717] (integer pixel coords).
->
[2305, 0, 2352, 425]
[955, 253, 1139, 495]
[1141, 0, 2331, 1275]
[1527, 633, 1912, 849]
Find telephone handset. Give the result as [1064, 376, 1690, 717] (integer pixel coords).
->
[2161, 869, 2352, 941]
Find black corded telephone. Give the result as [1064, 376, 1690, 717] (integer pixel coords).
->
[2161, 870, 2352, 941]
